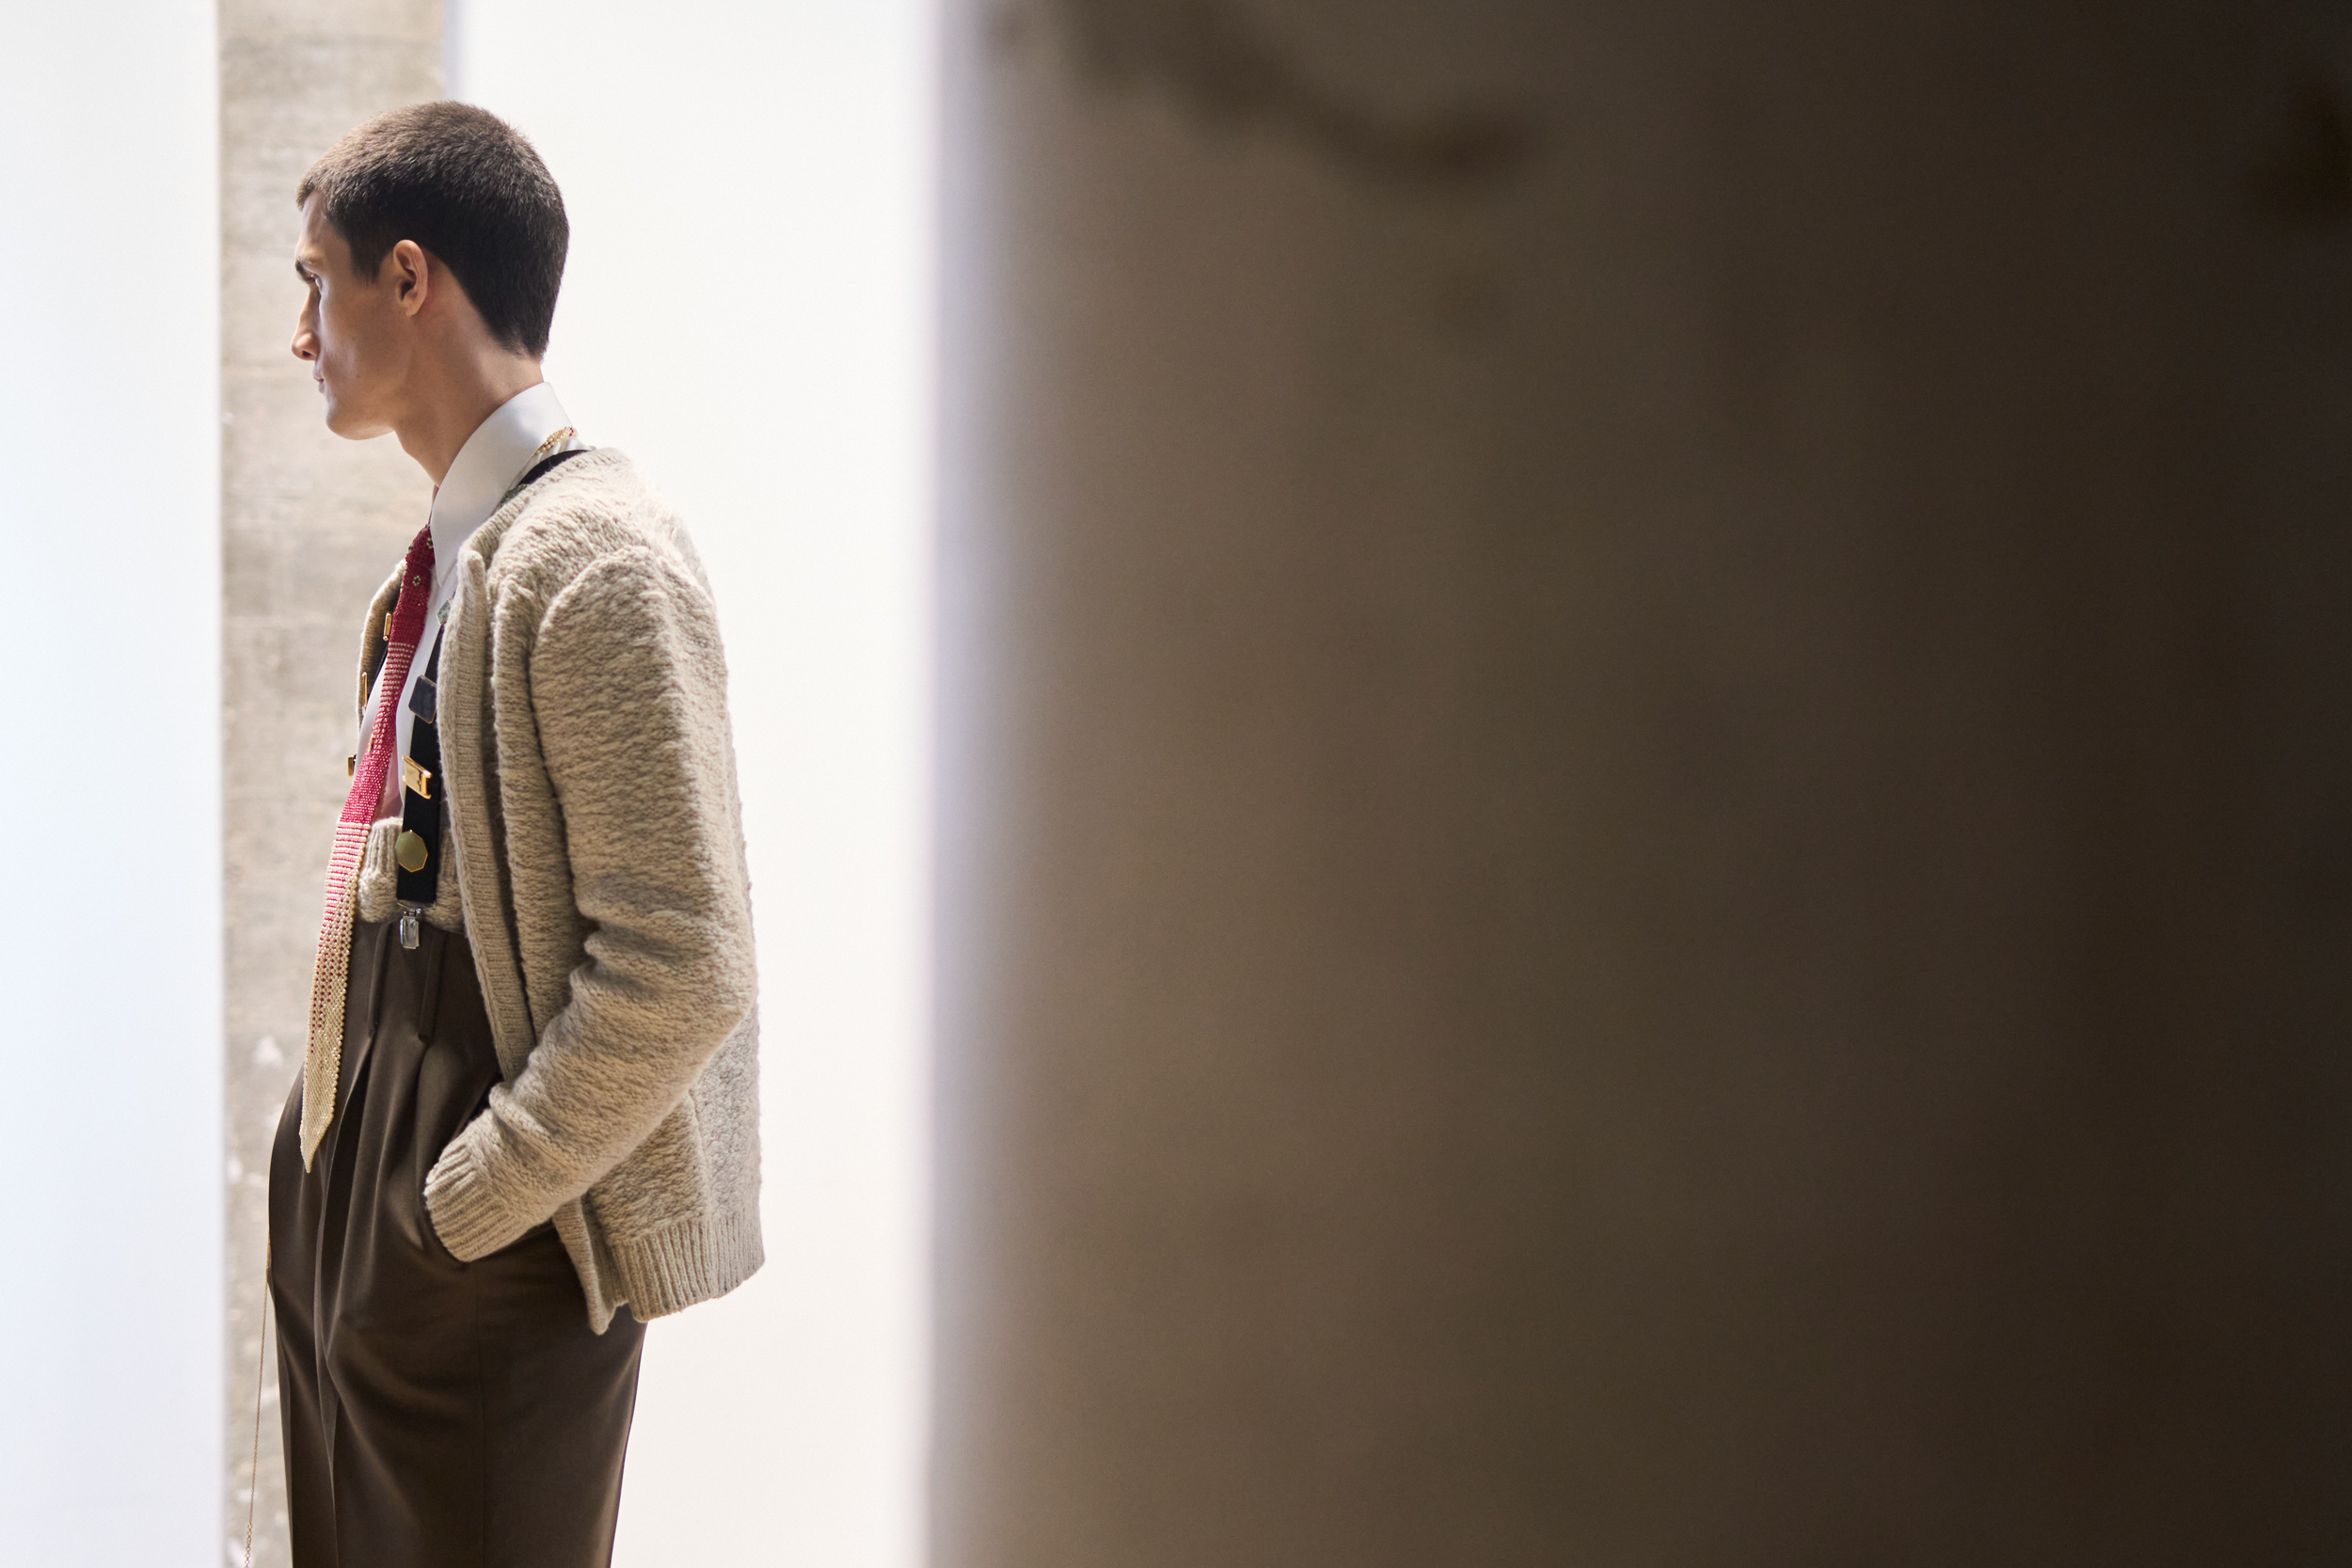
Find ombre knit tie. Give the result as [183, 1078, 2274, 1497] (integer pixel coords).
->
[300, 526, 435, 1168]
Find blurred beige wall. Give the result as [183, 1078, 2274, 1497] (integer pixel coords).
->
[220, 4, 437, 1562]
[933, 2, 2352, 1562]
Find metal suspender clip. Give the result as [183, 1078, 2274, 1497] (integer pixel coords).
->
[394, 623, 449, 949]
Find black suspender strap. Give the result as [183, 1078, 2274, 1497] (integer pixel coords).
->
[393, 624, 447, 927]
[513, 444, 590, 495]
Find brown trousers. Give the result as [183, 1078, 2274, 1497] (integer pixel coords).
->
[270, 918, 645, 1568]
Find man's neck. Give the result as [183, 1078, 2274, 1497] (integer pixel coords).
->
[393, 356, 547, 487]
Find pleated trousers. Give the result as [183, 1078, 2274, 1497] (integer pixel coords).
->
[269, 917, 645, 1568]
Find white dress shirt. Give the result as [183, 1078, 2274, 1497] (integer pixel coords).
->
[363, 382, 583, 819]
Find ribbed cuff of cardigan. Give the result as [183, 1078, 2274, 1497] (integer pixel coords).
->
[608, 1208, 766, 1320]
[421, 1126, 537, 1262]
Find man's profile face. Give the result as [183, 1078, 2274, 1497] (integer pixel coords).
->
[291, 194, 410, 438]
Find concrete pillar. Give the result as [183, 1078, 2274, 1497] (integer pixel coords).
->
[935, 3, 2352, 1563]
[220, 4, 438, 1561]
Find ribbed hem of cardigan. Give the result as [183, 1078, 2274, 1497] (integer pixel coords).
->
[421, 1131, 522, 1262]
[606, 1208, 766, 1320]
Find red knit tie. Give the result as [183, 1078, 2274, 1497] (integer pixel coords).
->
[300, 526, 434, 1166]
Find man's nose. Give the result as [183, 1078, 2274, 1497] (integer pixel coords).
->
[291, 313, 316, 363]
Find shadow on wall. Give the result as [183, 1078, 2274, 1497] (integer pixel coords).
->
[1007, 0, 1536, 186]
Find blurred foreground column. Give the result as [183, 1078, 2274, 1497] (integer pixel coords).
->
[935, 2, 2352, 1561]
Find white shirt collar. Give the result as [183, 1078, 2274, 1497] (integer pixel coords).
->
[428, 381, 574, 587]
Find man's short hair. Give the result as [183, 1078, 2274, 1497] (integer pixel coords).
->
[297, 102, 567, 358]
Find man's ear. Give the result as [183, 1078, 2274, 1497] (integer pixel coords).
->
[388, 239, 430, 318]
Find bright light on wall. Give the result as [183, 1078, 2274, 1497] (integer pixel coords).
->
[450, 5, 933, 1564]
[0, 1, 221, 1562]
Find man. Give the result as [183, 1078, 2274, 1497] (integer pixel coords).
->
[269, 102, 761, 1568]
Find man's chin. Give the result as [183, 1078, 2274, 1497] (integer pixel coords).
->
[320, 399, 381, 441]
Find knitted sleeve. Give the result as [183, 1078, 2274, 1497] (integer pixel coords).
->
[421, 542, 757, 1260]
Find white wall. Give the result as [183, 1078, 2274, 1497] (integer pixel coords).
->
[0, 1, 221, 1563]
[450, 6, 931, 1565]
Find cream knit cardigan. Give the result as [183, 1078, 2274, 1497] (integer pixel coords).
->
[349, 448, 762, 1333]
